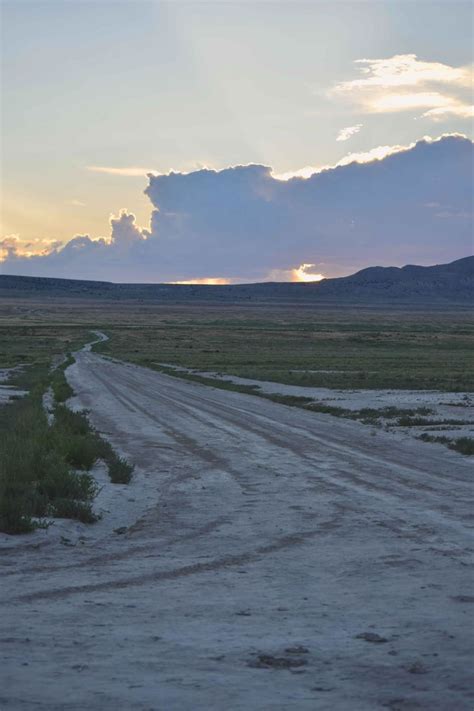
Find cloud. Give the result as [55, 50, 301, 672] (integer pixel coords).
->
[332, 54, 473, 120]
[336, 124, 363, 142]
[266, 264, 325, 282]
[422, 100, 474, 120]
[86, 166, 158, 177]
[336, 54, 471, 91]
[367, 92, 474, 119]
[292, 264, 324, 282]
[1, 235, 63, 260]
[0, 236, 20, 260]
[272, 133, 463, 180]
[272, 143, 408, 181]
[1, 135, 472, 282]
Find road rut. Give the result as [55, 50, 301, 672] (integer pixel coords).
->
[1, 350, 473, 710]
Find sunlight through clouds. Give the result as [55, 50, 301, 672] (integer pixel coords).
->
[337, 54, 472, 90]
[87, 166, 158, 177]
[367, 92, 474, 118]
[292, 264, 325, 282]
[0, 235, 63, 261]
[1, 136, 472, 281]
[170, 278, 231, 285]
[272, 133, 464, 180]
[332, 54, 473, 121]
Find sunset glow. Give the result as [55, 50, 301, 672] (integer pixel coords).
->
[170, 278, 231, 285]
[0, 235, 62, 261]
[292, 264, 325, 282]
[1, 3, 472, 283]
[1, 5, 473, 706]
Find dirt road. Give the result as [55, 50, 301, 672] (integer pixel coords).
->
[1, 350, 473, 710]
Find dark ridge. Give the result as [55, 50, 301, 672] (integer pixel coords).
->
[0, 256, 472, 304]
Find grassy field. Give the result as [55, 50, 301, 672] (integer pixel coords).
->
[86, 304, 474, 392]
[0, 297, 472, 533]
[0, 324, 91, 370]
[1, 298, 473, 391]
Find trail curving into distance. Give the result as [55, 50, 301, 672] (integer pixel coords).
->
[1, 350, 473, 710]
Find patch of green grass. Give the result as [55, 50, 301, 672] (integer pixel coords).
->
[398, 416, 470, 427]
[53, 406, 98, 469]
[106, 455, 134, 484]
[50, 353, 75, 403]
[50, 378, 74, 403]
[52, 498, 97, 523]
[49, 355, 134, 483]
[0, 345, 133, 534]
[0, 379, 99, 534]
[305, 402, 351, 417]
[261, 394, 315, 407]
[451, 437, 474, 455]
[53, 404, 134, 484]
[418, 433, 474, 455]
[0, 325, 91, 371]
[397, 415, 432, 427]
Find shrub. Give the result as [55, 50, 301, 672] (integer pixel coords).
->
[51, 377, 74, 403]
[59, 434, 98, 470]
[450, 437, 474, 456]
[0, 370, 98, 533]
[108, 456, 134, 484]
[55, 405, 90, 436]
[51, 498, 98, 523]
[0, 350, 133, 533]
[417, 433, 474, 456]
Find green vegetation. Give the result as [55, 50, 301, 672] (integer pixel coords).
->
[306, 404, 434, 425]
[0, 335, 134, 534]
[150, 365, 441, 426]
[418, 434, 474, 456]
[2, 301, 472, 392]
[0, 324, 90, 370]
[452, 437, 474, 455]
[0, 369, 98, 533]
[0, 299, 472, 504]
[396, 416, 470, 427]
[51, 354, 75, 402]
[92, 306, 474, 392]
[107, 455, 134, 484]
[53, 404, 134, 484]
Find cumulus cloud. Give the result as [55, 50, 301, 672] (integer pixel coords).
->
[271, 134, 463, 180]
[332, 54, 474, 120]
[0, 236, 20, 260]
[1, 135, 472, 282]
[336, 124, 363, 142]
[1, 235, 63, 261]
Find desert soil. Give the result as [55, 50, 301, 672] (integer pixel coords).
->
[1, 349, 473, 710]
[159, 364, 474, 441]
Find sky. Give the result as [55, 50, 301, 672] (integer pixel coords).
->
[1, 0, 473, 283]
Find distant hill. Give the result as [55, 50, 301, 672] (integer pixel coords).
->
[0, 256, 472, 304]
[314, 256, 474, 301]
